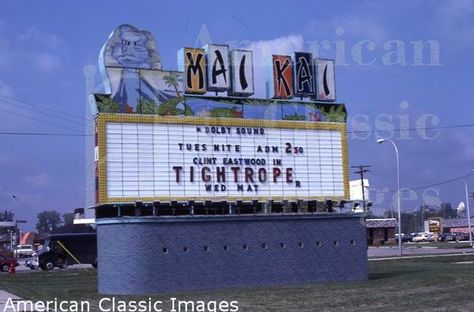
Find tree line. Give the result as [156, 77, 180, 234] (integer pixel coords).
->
[378, 203, 459, 234]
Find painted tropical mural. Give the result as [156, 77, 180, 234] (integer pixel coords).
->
[95, 93, 347, 122]
[97, 24, 185, 114]
[94, 24, 347, 123]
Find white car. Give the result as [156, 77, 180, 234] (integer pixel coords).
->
[13, 244, 34, 258]
[25, 258, 39, 270]
[412, 233, 435, 242]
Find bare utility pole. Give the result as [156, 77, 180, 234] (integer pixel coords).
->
[352, 165, 370, 212]
[466, 192, 474, 247]
[469, 192, 474, 218]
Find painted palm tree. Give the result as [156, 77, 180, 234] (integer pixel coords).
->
[96, 94, 120, 113]
[163, 72, 181, 97]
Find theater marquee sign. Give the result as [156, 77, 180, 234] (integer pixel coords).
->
[96, 115, 349, 204]
[94, 24, 347, 205]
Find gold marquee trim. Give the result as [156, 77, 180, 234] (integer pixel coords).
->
[106, 196, 346, 203]
[96, 114, 350, 205]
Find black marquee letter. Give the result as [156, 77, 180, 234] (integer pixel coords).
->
[186, 51, 204, 89]
[173, 166, 183, 183]
[212, 50, 227, 85]
[274, 59, 291, 96]
[239, 55, 248, 90]
[297, 57, 313, 92]
[323, 64, 331, 96]
[202, 167, 211, 183]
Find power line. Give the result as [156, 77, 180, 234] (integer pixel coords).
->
[232, 14, 256, 40]
[0, 94, 89, 122]
[0, 132, 89, 136]
[0, 95, 91, 136]
[373, 174, 468, 194]
[0, 99, 85, 127]
[2, 94, 474, 134]
[408, 175, 467, 191]
[0, 107, 83, 133]
[0, 122, 472, 137]
[0, 183, 31, 212]
[2, 94, 474, 135]
[347, 122, 474, 135]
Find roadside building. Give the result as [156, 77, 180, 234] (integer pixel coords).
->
[350, 179, 370, 202]
[366, 218, 396, 246]
[442, 218, 474, 234]
[19, 232, 36, 245]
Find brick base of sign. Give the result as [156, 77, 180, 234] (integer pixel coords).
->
[96, 214, 368, 295]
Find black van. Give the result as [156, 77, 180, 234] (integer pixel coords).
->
[35, 233, 97, 270]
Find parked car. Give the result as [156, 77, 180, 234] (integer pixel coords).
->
[0, 254, 19, 272]
[25, 258, 39, 270]
[13, 244, 34, 258]
[439, 233, 455, 241]
[452, 232, 469, 241]
[405, 233, 417, 242]
[394, 233, 408, 242]
[412, 232, 435, 242]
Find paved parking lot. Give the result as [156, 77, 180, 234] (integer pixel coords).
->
[12, 257, 94, 273]
[7, 245, 474, 274]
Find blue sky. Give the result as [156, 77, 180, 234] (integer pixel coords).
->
[1, 0, 474, 229]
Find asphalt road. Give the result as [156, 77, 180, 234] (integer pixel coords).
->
[368, 243, 474, 258]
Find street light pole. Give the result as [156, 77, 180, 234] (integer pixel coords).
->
[377, 138, 402, 257]
[8, 230, 13, 252]
[464, 170, 474, 248]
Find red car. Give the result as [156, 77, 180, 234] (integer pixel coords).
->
[0, 254, 19, 272]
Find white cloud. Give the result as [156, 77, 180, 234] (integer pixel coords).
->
[34, 52, 61, 71]
[24, 173, 52, 187]
[17, 26, 64, 71]
[0, 24, 64, 72]
[307, 14, 388, 43]
[330, 16, 387, 43]
[0, 80, 13, 97]
[244, 35, 304, 97]
[15, 193, 44, 207]
[453, 132, 474, 161]
[17, 25, 63, 50]
[436, 0, 474, 40]
[0, 38, 11, 67]
[0, 153, 14, 165]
